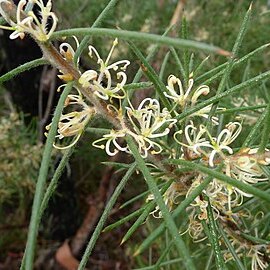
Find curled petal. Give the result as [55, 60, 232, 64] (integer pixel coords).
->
[79, 70, 98, 88]
[191, 85, 210, 105]
[209, 149, 217, 167]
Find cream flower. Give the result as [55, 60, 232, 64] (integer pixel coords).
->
[46, 86, 95, 150]
[207, 122, 242, 167]
[224, 148, 270, 198]
[0, 0, 57, 41]
[92, 129, 128, 156]
[174, 121, 212, 159]
[187, 209, 207, 242]
[164, 73, 209, 108]
[164, 74, 223, 124]
[248, 245, 269, 270]
[126, 98, 176, 158]
[79, 38, 130, 101]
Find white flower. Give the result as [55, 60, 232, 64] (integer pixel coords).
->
[248, 245, 269, 270]
[92, 98, 176, 158]
[126, 98, 176, 158]
[164, 74, 223, 124]
[164, 74, 209, 108]
[59, 36, 79, 63]
[174, 121, 212, 159]
[224, 148, 270, 198]
[46, 86, 95, 149]
[191, 104, 224, 125]
[0, 0, 58, 41]
[79, 38, 130, 101]
[207, 122, 242, 167]
[92, 129, 128, 156]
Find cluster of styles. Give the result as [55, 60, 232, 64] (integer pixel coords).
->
[1, 1, 269, 269]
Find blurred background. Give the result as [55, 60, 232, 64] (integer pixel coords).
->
[0, 0, 269, 269]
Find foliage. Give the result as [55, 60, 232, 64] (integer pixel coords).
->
[0, 107, 43, 258]
[0, 1, 270, 270]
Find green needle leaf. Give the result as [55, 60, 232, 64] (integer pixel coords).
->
[21, 82, 74, 270]
[0, 58, 48, 83]
[126, 135, 196, 270]
[206, 197, 226, 270]
[167, 159, 270, 203]
[78, 163, 136, 270]
[52, 28, 231, 56]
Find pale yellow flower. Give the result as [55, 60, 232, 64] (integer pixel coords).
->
[0, 0, 57, 41]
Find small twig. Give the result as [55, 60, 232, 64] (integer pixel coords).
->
[38, 66, 57, 141]
[55, 154, 126, 270]
[69, 154, 119, 257]
[170, 0, 186, 29]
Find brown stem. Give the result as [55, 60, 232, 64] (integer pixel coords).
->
[39, 42, 121, 128]
[170, 0, 186, 28]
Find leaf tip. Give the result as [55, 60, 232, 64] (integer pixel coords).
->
[133, 249, 140, 257]
[120, 238, 126, 245]
[248, 2, 253, 11]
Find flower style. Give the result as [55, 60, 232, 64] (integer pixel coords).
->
[191, 104, 223, 125]
[46, 86, 95, 149]
[207, 122, 242, 167]
[59, 36, 79, 64]
[0, 0, 57, 41]
[126, 98, 176, 158]
[78, 38, 130, 101]
[174, 121, 212, 159]
[164, 73, 209, 108]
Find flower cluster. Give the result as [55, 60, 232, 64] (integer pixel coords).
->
[223, 218, 270, 270]
[138, 74, 270, 270]
[93, 97, 176, 157]
[1, 1, 269, 269]
[46, 38, 131, 149]
[125, 98, 176, 157]
[172, 118, 270, 242]
[79, 38, 130, 101]
[177, 121, 270, 206]
[46, 86, 95, 149]
[91, 71, 221, 158]
[164, 73, 223, 124]
[0, 0, 57, 41]
[175, 120, 242, 166]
